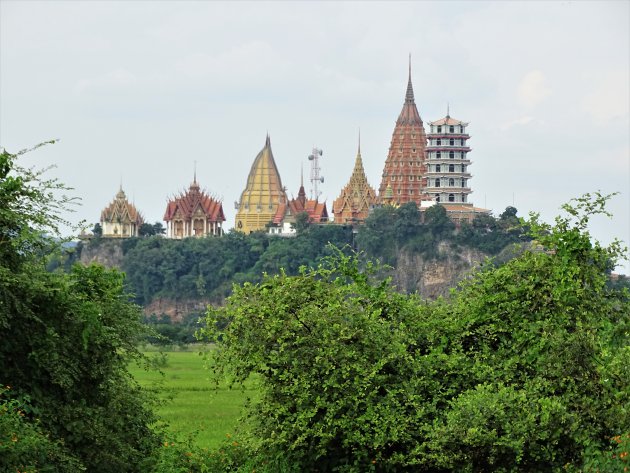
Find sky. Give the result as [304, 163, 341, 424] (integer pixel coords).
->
[1, 1, 629, 273]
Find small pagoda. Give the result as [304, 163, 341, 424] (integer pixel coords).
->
[163, 176, 225, 238]
[100, 186, 144, 238]
[332, 141, 377, 224]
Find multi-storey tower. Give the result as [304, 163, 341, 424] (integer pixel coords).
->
[235, 135, 288, 234]
[424, 112, 473, 205]
[378, 61, 430, 206]
[333, 140, 377, 224]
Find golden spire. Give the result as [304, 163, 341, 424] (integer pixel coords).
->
[235, 135, 287, 233]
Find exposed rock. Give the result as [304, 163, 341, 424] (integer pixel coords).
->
[143, 297, 210, 323]
[79, 239, 124, 268]
[393, 241, 488, 299]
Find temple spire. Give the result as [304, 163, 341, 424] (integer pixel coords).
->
[405, 54, 414, 103]
[358, 128, 361, 155]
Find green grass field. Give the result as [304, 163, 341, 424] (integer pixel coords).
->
[129, 346, 256, 449]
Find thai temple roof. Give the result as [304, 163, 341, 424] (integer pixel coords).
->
[235, 135, 288, 233]
[163, 177, 225, 223]
[101, 186, 144, 224]
[273, 180, 328, 225]
[333, 142, 377, 223]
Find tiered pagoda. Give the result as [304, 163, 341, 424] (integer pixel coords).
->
[424, 111, 490, 224]
[425, 112, 472, 205]
[332, 141, 377, 224]
[378, 60, 431, 206]
[163, 176, 225, 238]
[100, 186, 144, 238]
[235, 135, 288, 234]
[269, 175, 329, 235]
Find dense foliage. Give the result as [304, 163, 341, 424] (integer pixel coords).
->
[202, 193, 629, 472]
[121, 224, 354, 306]
[1, 145, 160, 472]
[356, 202, 527, 265]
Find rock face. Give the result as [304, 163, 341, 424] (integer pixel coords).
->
[143, 297, 210, 323]
[79, 239, 125, 268]
[393, 241, 488, 299]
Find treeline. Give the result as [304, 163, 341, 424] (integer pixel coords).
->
[69, 203, 528, 311]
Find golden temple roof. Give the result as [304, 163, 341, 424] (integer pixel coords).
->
[235, 135, 288, 233]
[100, 186, 144, 225]
[333, 143, 377, 224]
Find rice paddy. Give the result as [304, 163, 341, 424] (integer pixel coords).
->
[129, 346, 256, 448]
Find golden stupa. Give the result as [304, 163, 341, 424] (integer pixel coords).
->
[235, 135, 288, 233]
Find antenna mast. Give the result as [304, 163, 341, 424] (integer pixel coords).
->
[307, 146, 324, 200]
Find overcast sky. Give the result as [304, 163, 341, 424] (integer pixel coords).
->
[1, 1, 628, 272]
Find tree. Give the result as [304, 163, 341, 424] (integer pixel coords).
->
[139, 222, 156, 237]
[202, 193, 629, 472]
[152, 221, 166, 235]
[92, 222, 103, 237]
[1, 144, 160, 472]
[291, 211, 311, 235]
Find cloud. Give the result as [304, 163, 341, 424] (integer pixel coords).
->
[517, 70, 551, 107]
[75, 68, 138, 95]
[500, 116, 534, 131]
[581, 71, 629, 125]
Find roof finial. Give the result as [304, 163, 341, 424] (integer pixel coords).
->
[265, 132, 270, 147]
[447, 102, 450, 118]
[300, 162, 304, 187]
[405, 54, 415, 103]
[193, 160, 197, 184]
[358, 127, 361, 155]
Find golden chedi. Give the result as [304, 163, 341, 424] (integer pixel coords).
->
[235, 135, 288, 233]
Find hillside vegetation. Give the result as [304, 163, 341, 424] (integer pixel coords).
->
[61, 203, 528, 310]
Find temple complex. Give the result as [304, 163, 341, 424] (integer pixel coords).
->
[100, 186, 144, 238]
[269, 176, 329, 235]
[332, 141, 377, 224]
[378, 60, 431, 206]
[163, 176, 225, 238]
[235, 135, 288, 233]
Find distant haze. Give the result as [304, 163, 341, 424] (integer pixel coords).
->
[1, 1, 628, 273]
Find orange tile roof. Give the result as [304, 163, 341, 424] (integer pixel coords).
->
[164, 181, 225, 223]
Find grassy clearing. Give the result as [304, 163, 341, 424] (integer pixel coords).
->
[129, 345, 255, 449]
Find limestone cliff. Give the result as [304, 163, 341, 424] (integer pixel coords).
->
[393, 241, 488, 299]
[79, 239, 125, 268]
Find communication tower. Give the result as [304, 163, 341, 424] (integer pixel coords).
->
[308, 147, 324, 200]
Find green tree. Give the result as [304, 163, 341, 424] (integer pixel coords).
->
[139, 222, 156, 237]
[1, 145, 160, 472]
[92, 222, 103, 237]
[152, 221, 166, 235]
[292, 211, 311, 235]
[202, 193, 629, 472]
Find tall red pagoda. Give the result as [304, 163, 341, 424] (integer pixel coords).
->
[378, 60, 431, 206]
